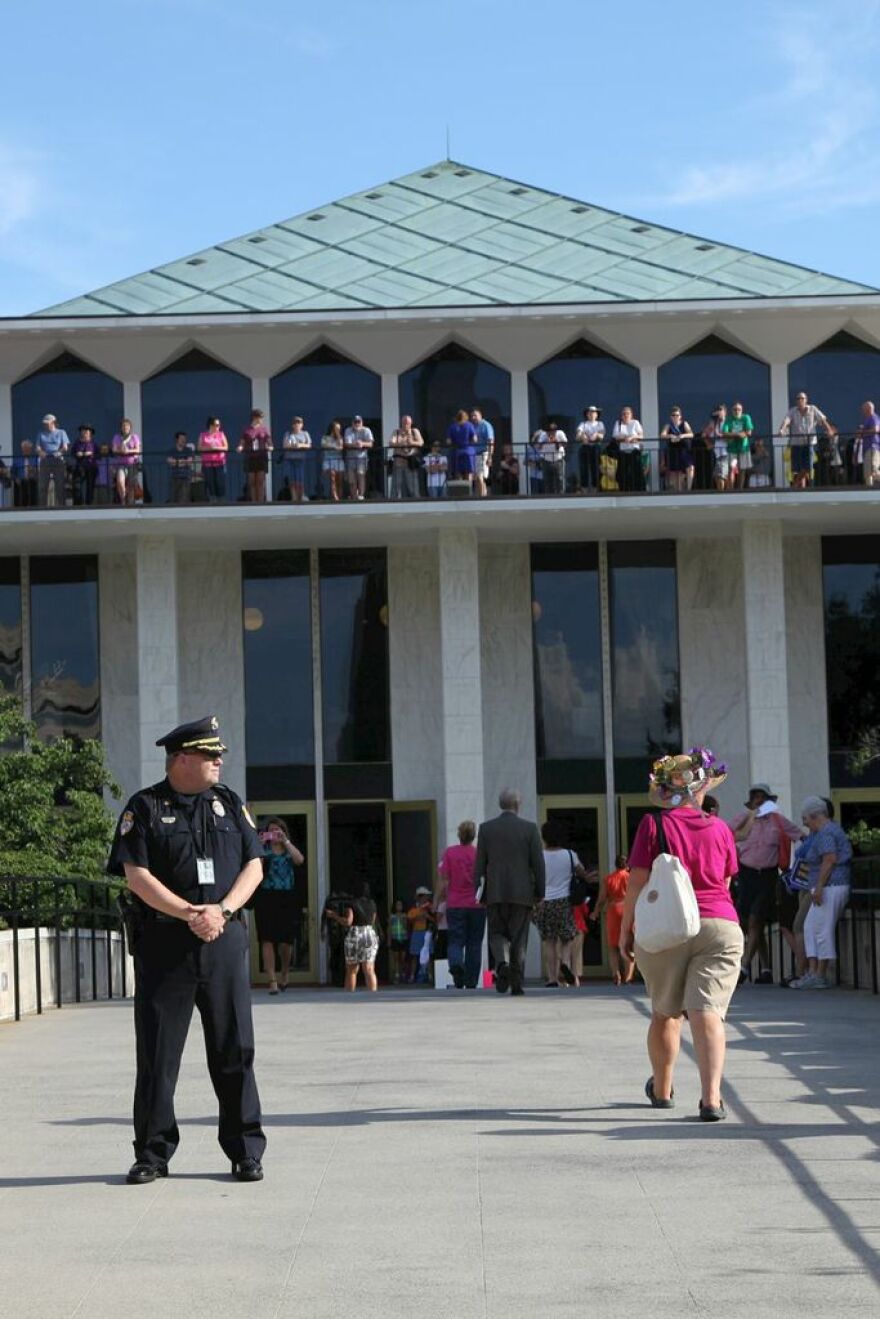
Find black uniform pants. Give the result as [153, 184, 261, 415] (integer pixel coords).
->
[133, 919, 265, 1167]
[487, 902, 533, 983]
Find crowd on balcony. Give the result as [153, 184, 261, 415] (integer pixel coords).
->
[6, 391, 880, 509]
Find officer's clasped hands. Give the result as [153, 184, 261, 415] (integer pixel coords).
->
[187, 904, 226, 942]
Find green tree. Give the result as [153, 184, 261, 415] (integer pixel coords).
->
[0, 695, 120, 889]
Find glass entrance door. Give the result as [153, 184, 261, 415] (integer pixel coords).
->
[325, 800, 436, 984]
[247, 801, 317, 984]
[538, 796, 607, 975]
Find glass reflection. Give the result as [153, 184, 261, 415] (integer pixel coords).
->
[142, 348, 252, 499]
[823, 537, 880, 786]
[30, 556, 100, 741]
[12, 351, 123, 457]
[658, 335, 771, 438]
[270, 345, 381, 499]
[609, 542, 680, 786]
[319, 550, 389, 764]
[531, 544, 604, 758]
[529, 339, 640, 486]
[789, 331, 880, 434]
[0, 560, 22, 698]
[399, 342, 511, 447]
[242, 551, 314, 769]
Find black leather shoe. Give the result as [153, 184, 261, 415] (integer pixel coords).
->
[494, 962, 510, 994]
[127, 1161, 168, 1184]
[510, 979, 525, 996]
[231, 1157, 264, 1182]
[450, 965, 465, 989]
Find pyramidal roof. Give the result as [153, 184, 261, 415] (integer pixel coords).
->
[35, 160, 875, 317]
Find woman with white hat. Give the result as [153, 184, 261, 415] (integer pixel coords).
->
[621, 748, 743, 1121]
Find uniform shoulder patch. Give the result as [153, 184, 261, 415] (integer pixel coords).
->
[242, 806, 256, 829]
[119, 810, 135, 836]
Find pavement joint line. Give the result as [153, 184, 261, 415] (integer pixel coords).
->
[270, 1078, 362, 1319]
[67, 1174, 167, 1319]
[475, 1129, 489, 1319]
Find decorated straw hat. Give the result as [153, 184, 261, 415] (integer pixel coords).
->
[648, 747, 727, 808]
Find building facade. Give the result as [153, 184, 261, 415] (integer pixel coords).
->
[2, 161, 879, 981]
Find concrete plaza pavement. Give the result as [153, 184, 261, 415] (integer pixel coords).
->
[1, 981, 879, 1319]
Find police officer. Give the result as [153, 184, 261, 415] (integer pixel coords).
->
[108, 716, 267, 1184]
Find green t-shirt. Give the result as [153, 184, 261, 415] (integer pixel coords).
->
[722, 414, 753, 454]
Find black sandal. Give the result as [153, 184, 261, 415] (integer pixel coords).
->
[698, 1100, 727, 1122]
[645, 1077, 675, 1109]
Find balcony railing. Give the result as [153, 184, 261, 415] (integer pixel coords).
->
[4, 438, 878, 510]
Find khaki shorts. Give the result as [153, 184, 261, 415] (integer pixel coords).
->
[635, 918, 744, 1019]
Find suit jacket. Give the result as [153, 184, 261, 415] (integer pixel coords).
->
[474, 811, 545, 906]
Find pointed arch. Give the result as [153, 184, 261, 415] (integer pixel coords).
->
[398, 340, 511, 446]
[141, 346, 252, 471]
[788, 331, 880, 431]
[658, 333, 771, 438]
[11, 350, 124, 455]
[527, 336, 641, 440]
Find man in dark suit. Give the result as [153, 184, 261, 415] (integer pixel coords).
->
[474, 789, 545, 995]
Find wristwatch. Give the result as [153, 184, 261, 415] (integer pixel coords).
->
[221, 906, 235, 923]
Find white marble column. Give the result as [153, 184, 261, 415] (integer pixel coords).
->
[439, 528, 485, 843]
[99, 553, 140, 804]
[741, 523, 793, 813]
[381, 373, 399, 496]
[123, 381, 143, 436]
[784, 537, 830, 807]
[770, 362, 789, 488]
[639, 364, 659, 491]
[510, 369, 529, 493]
[136, 538, 179, 786]
[0, 383, 12, 459]
[480, 544, 537, 825]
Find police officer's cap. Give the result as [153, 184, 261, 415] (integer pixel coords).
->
[156, 715, 228, 756]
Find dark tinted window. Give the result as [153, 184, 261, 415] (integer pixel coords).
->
[142, 348, 252, 499]
[12, 351, 123, 454]
[0, 559, 22, 699]
[30, 556, 100, 741]
[609, 542, 680, 790]
[789, 332, 880, 436]
[658, 334, 771, 438]
[242, 551, 314, 771]
[823, 536, 880, 787]
[270, 345, 381, 497]
[529, 338, 640, 437]
[531, 544, 604, 759]
[399, 342, 510, 446]
[319, 550, 389, 764]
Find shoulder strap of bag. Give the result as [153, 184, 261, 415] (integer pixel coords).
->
[652, 810, 670, 857]
[568, 849, 576, 876]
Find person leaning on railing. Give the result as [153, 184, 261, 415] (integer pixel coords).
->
[321, 420, 345, 503]
[612, 406, 644, 492]
[112, 418, 143, 506]
[852, 401, 880, 489]
[35, 413, 70, 507]
[71, 424, 98, 506]
[723, 402, 754, 490]
[167, 431, 196, 504]
[778, 391, 833, 490]
[575, 405, 605, 491]
[660, 407, 694, 493]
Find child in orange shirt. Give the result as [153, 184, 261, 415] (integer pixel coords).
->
[406, 887, 434, 984]
[594, 855, 634, 985]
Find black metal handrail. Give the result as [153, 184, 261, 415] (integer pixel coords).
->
[2, 435, 879, 509]
[0, 875, 127, 1021]
[767, 858, 880, 993]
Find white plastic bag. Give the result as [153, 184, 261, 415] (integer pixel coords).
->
[634, 815, 700, 954]
[419, 930, 433, 966]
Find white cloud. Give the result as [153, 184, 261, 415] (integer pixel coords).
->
[647, 3, 880, 215]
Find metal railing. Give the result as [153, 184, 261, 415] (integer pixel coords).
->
[1, 437, 878, 509]
[0, 875, 128, 1021]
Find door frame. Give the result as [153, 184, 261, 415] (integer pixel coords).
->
[617, 793, 653, 853]
[247, 799, 318, 984]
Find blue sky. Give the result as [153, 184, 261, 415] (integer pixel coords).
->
[2, 0, 879, 315]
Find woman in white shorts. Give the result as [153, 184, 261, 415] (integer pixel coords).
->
[789, 797, 852, 990]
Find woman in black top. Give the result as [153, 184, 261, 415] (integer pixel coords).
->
[325, 881, 379, 991]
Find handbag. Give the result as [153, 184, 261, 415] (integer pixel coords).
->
[568, 850, 590, 906]
[634, 812, 701, 953]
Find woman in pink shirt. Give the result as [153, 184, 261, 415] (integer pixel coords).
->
[622, 748, 743, 1122]
[436, 820, 484, 989]
[198, 416, 229, 501]
[111, 418, 142, 505]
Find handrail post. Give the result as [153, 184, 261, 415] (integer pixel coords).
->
[33, 879, 42, 1015]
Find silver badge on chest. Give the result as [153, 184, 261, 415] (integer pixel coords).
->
[211, 799, 226, 818]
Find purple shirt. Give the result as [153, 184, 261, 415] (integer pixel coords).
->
[857, 413, 880, 453]
[447, 421, 477, 452]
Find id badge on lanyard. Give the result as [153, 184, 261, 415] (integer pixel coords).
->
[197, 857, 216, 887]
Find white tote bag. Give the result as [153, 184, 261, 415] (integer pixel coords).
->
[634, 813, 701, 954]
